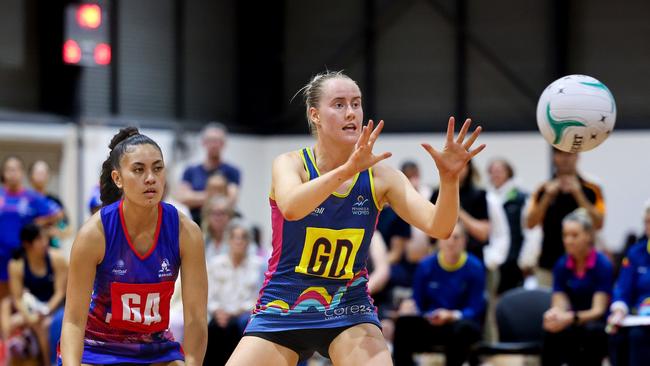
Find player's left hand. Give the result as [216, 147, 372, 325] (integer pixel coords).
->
[422, 117, 485, 181]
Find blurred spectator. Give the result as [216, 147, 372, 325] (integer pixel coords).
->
[526, 148, 605, 287]
[0, 156, 62, 298]
[202, 196, 234, 261]
[607, 202, 650, 366]
[430, 160, 490, 263]
[541, 208, 612, 366]
[29, 160, 72, 248]
[205, 221, 264, 366]
[88, 184, 102, 215]
[1, 223, 67, 365]
[376, 206, 410, 265]
[487, 158, 542, 294]
[177, 123, 241, 225]
[367, 232, 390, 297]
[393, 222, 485, 366]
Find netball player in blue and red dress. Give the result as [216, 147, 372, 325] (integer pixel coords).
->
[227, 71, 485, 366]
[60, 128, 208, 365]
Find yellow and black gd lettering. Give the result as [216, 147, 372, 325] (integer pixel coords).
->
[295, 227, 365, 280]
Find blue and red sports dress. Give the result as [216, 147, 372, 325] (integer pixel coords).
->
[62, 200, 183, 364]
[246, 147, 382, 333]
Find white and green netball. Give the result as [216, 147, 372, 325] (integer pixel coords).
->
[536, 74, 616, 153]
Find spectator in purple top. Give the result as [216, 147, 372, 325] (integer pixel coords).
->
[542, 208, 613, 366]
[176, 123, 241, 225]
[0, 156, 62, 299]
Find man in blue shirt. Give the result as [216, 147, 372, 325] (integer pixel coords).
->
[393, 222, 486, 366]
[177, 122, 241, 225]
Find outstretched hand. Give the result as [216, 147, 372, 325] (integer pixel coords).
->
[345, 120, 392, 174]
[422, 117, 485, 181]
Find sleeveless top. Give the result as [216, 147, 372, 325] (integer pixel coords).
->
[246, 148, 381, 332]
[82, 200, 183, 362]
[24, 252, 55, 303]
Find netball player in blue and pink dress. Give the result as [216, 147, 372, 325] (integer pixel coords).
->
[227, 71, 485, 366]
[60, 127, 208, 365]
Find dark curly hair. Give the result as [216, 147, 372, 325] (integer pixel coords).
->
[99, 127, 162, 206]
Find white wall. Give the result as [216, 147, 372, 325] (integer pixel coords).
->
[4, 123, 643, 256]
[177, 130, 645, 254]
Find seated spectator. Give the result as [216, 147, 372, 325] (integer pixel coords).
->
[202, 196, 234, 261]
[393, 222, 486, 366]
[205, 221, 264, 365]
[607, 203, 650, 366]
[542, 208, 612, 366]
[1, 223, 67, 365]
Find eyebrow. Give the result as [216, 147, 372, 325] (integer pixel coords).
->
[331, 96, 362, 102]
[131, 160, 164, 166]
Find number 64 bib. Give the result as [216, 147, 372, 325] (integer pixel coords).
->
[109, 281, 175, 333]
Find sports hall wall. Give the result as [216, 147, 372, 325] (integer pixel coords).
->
[1, 122, 647, 257]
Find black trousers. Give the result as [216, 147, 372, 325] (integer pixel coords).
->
[393, 316, 481, 366]
[541, 321, 607, 366]
[497, 260, 524, 295]
[204, 317, 245, 366]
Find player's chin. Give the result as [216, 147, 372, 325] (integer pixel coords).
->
[141, 193, 162, 206]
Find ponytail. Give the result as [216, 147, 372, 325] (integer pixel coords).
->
[99, 126, 162, 206]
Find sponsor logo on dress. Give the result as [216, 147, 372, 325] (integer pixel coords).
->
[324, 304, 375, 319]
[112, 259, 127, 276]
[352, 195, 370, 215]
[311, 206, 325, 216]
[158, 258, 173, 278]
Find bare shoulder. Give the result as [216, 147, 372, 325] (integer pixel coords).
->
[70, 212, 105, 264]
[48, 248, 68, 269]
[8, 257, 24, 276]
[273, 150, 304, 170]
[177, 211, 204, 247]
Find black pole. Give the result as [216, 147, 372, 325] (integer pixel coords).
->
[363, 0, 376, 120]
[550, 0, 570, 79]
[454, 0, 467, 120]
[109, 0, 119, 115]
[174, 0, 185, 120]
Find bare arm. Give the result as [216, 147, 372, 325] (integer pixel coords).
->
[575, 292, 609, 324]
[273, 121, 391, 221]
[8, 260, 30, 319]
[387, 236, 407, 264]
[458, 209, 490, 242]
[46, 250, 68, 314]
[175, 181, 208, 209]
[568, 179, 605, 229]
[526, 182, 558, 228]
[550, 292, 572, 311]
[179, 213, 208, 366]
[383, 118, 485, 239]
[60, 214, 104, 366]
[367, 232, 390, 295]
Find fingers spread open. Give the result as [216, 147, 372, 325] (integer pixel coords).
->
[446, 117, 455, 143]
[455, 118, 472, 144]
[469, 143, 486, 158]
[368, 120, 384, 147]
[463, 126, 482, 150]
